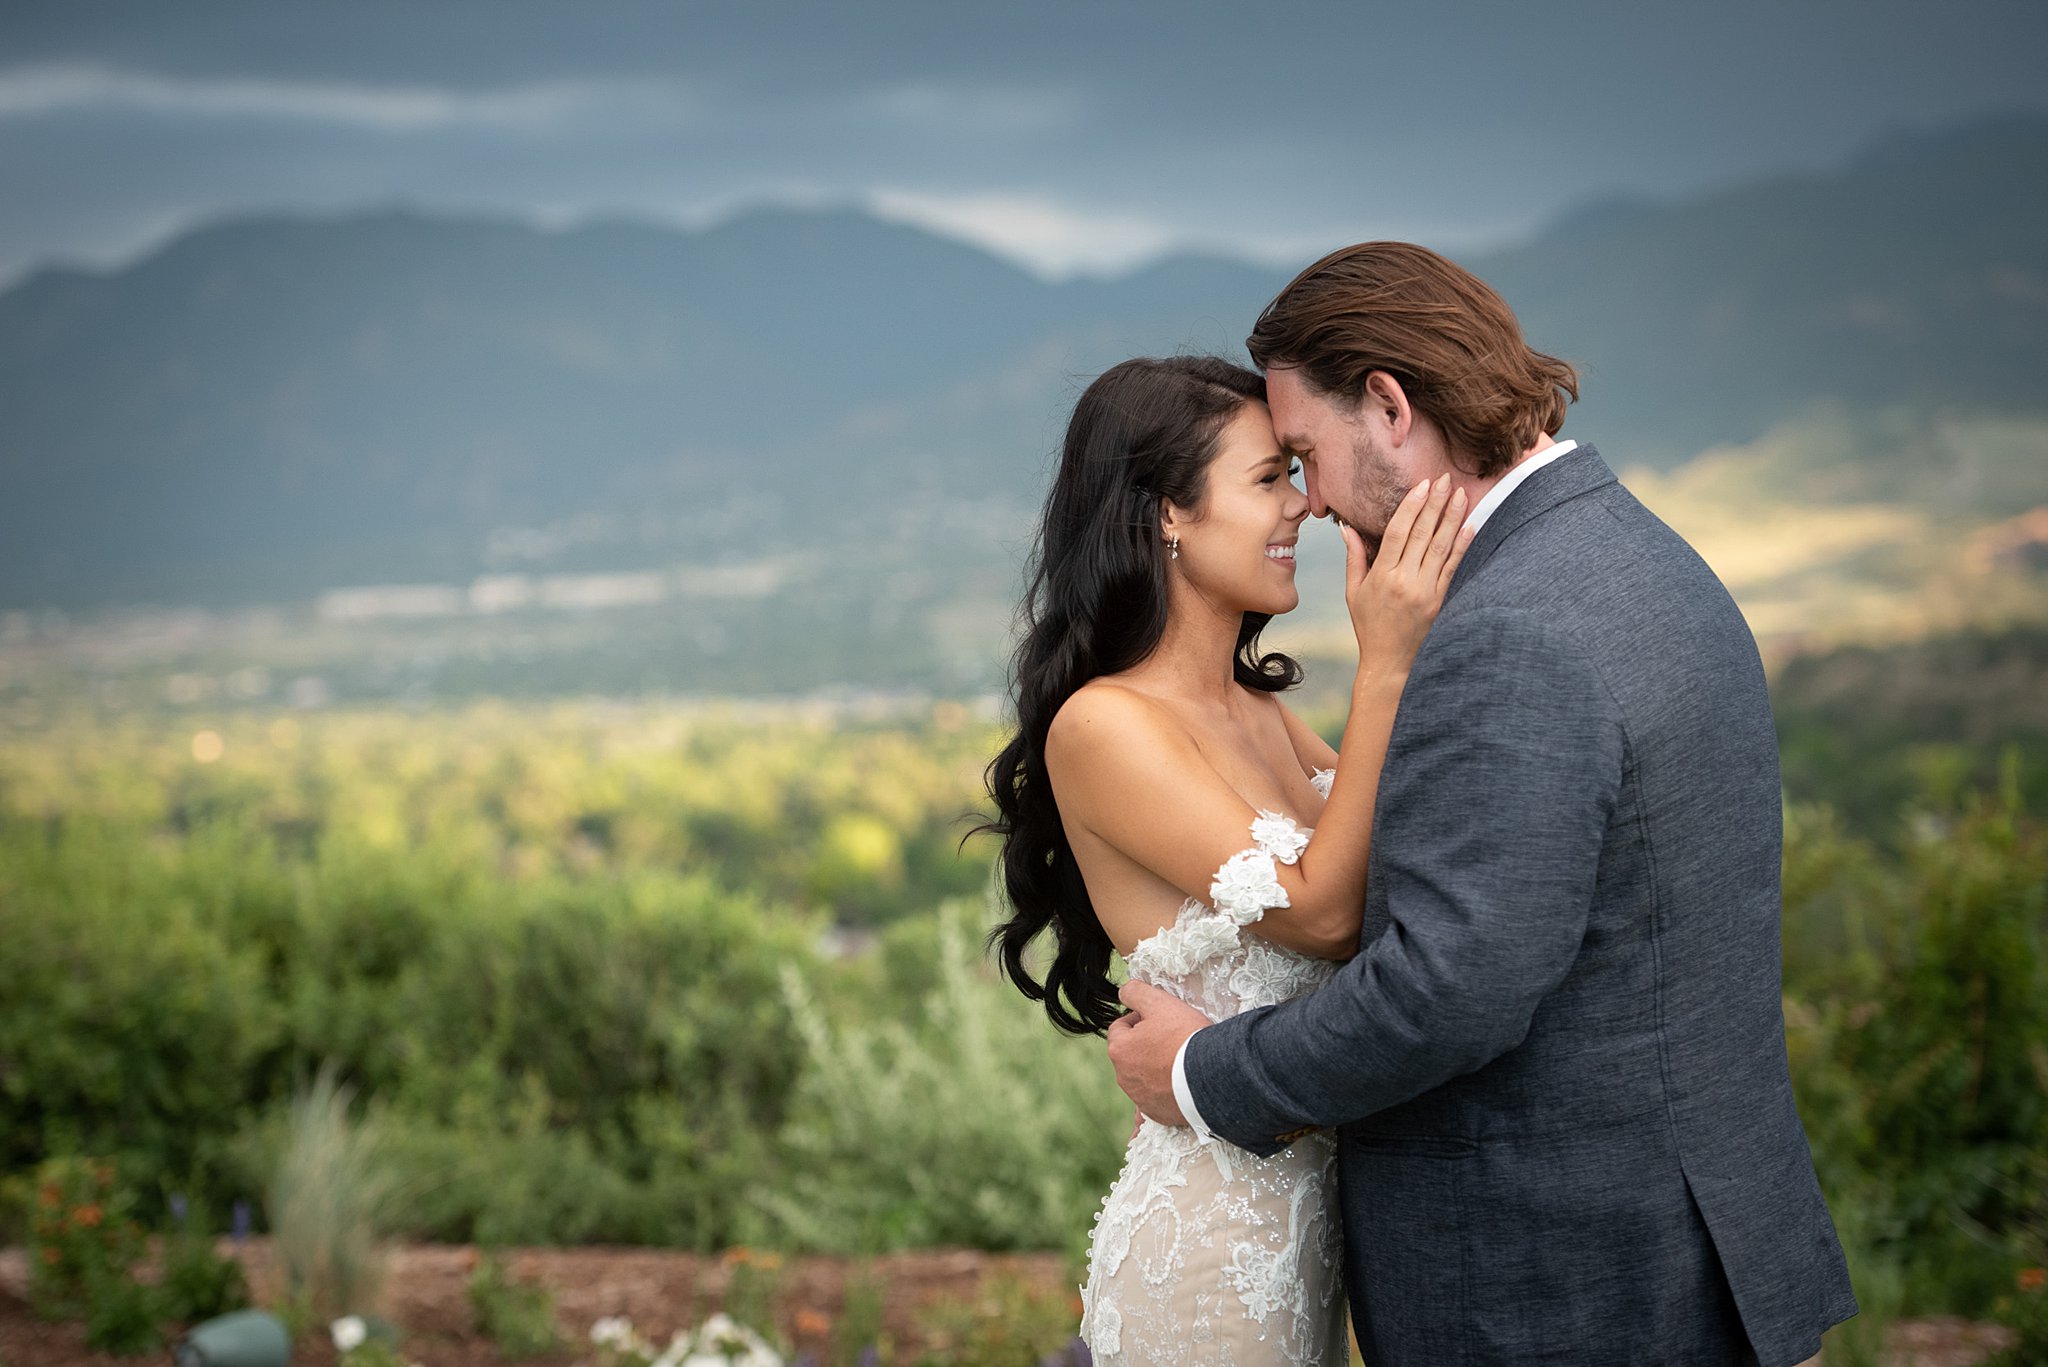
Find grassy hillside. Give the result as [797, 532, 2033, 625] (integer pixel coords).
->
[1622, 408, 2048, 653]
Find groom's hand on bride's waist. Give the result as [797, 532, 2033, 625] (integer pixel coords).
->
[1107, 981, 1211, 1128]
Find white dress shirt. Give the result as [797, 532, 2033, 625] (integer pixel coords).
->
[1168, 438, 1580, 1142]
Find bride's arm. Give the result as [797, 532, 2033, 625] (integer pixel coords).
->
[1277, 701, 1339, 775]
[1047, 477, 1471, 961]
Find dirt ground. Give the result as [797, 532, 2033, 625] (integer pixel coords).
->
[0, 1239, 1073, 1365]
[0, 1240, 2018, 1366]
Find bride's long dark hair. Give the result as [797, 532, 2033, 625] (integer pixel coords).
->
[978, 356, 1303, 1035]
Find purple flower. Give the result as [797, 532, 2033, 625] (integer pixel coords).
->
[1039, 1339, 1092, 1367]
[231, 1199, 251, 1242]
[169, 1193, 189, 1228]
[858, 1347, 881, 1367]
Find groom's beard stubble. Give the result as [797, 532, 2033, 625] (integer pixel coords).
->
[1346, 431, 1410, 557]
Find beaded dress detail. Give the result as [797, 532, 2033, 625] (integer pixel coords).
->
[1079, 768, 1347, 1366]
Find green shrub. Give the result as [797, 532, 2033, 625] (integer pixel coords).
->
[912, 1272, 1083, 1367]
[157, 1198, 252, 1324]
[0, 819, 284, 1211]
[833, 1263, 891, 1366]
[1782, 758, 2048, 1314]
[81, 1267, 163, 1356]
[756, 903, 1128, 1255]
[467, 1252, 559, 1358]
[25, 1156, 145, 1321]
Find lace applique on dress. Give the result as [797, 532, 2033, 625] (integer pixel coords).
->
[1079, 799, 1347, 1366]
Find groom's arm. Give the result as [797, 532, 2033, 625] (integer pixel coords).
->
[1184, 606, 1625, 1155]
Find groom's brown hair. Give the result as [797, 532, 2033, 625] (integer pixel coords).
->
[1246, 241, 1579, 480]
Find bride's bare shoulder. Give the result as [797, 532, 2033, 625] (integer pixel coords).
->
[1045, 679, 1197, 774]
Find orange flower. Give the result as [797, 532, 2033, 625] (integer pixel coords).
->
[794, 1308, 831, 1338]
[41, 1247, 60, 1265]
[2020, 1267, 2048, 1292]
[722, 1246, 754, 1267]
[75, 1204, 104, 1228]
[38, 1184, 61, 1209]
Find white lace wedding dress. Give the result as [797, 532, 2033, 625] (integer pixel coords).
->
[1079, 768, 1348, 1367]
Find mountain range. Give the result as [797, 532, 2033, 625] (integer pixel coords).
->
[1, 115, 2044, 612]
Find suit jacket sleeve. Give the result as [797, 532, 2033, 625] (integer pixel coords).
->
[1184, 605, 1627, 1155]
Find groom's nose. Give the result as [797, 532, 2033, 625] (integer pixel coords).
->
[1303, 465, 1328, 518]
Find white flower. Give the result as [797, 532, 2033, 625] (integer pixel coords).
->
[666, 1312, 783, 1367]
[1209, 848, 1286, 925]
[331, 1316, 367, 1352]
[1248, 810, 1309, 864]
[591, 1316, 636, 1348]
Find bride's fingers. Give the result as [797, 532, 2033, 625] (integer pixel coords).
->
[1438, 524, 1478, 593]
[1401, 474, 1454, 572]
[1341, 522, 1370, 593]
[1418, 486, 1467, 576]
[1375, 480, 1432, 572]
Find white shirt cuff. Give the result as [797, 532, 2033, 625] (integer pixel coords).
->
[1171, 1030, 1218, 1143]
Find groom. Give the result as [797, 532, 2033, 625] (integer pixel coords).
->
[1108, 242, 1857, 1365]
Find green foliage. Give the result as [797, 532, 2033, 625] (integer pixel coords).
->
[0, 818, 285, 1209]
[1990, 1272, 2048, 1366]
[833, 1264, 891, 1366]
[756, 904, 1128, 1256]
[23, 1157, 167, 1354]
[157, 1203, 253, 1324]
[1815, 1197, 1905, 1367]
[81, 1269, 164, 1356]
[912, 1273, 1084, 1367]
[1774, 628, 2048, 835]
[26, 1157, 145, 1321]
[1, 701, 962, 1246]
[1782, 758, 2048, 1313]
[466, 1252, 560, 1358]
[337, 1340, 411, 1367]
[719, 1249, 787, 1349]
[4, 695, 2045, 1341]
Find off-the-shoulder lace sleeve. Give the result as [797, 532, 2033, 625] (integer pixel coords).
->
[1310, 767, 1334, 799]
[1205, 809, 1313, 927]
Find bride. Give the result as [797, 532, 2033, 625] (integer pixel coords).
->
[981, 355, 1471, 1366]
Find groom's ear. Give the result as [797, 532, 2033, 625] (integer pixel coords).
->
[1362, 370, 1415, 446]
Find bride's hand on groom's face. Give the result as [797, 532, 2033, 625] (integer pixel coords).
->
[1344, 473, 1474, 677]
[1107, 981, 1212, 1127]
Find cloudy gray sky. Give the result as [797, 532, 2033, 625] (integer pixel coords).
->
[3, 0, 2044, 284]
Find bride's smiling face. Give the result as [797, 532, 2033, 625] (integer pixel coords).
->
[1162, 402, 1310, 617]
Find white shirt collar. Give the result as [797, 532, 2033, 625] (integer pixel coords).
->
[1463, 438, 1578, 533]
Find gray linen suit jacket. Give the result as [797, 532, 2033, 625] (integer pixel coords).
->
[1185, 445, 1857, 1366]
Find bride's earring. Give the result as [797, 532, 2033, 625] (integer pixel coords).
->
[1167, 533, 1180, 560]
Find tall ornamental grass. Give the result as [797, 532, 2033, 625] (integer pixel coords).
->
[265, 1059, 399, 1322]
